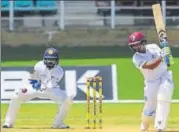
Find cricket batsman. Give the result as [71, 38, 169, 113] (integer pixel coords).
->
[3, 48, 74, 129]
[128, 32, 175, 132]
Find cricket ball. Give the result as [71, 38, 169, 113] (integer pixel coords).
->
[21, 88, 27, 93]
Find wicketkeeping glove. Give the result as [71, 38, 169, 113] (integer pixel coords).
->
[29, 79, 41, 90]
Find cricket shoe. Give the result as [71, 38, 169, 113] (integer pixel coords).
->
[51, 123, 70, 129]
[156, 129, 164, 132]
[2, 124, 13, 128]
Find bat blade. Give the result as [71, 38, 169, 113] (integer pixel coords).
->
[152, 4, 167, 43]
[152, 4, 174, 66]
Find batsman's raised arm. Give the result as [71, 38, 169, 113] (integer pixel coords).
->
[141, 56, 162, 70]
[133, 55, 162, 70]
[133, 44, 170, 70]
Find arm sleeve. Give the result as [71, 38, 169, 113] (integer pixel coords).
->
[153, 44, 161, 51]
[55, 67, 64, 82]
[150, 44, 162, 55]
[49, 67, 64, 88]
[132, 55, 147, 69]
[30, 63, 40, 80]
[50, 67, 64, 84]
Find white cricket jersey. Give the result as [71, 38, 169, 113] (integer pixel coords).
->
[132, 44, 168, 81]
[33, 61, 64, 89]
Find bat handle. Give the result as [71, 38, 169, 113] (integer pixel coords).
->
[164, 54, 174, 67]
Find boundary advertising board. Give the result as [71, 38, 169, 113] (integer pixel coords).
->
[1, 65, 118, 103]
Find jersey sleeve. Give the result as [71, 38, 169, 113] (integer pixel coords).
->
[132, 55, 147, 69]
[44, 67, 64, 89]
[30, 62, 41, 80]
[153, 43, 161, 50]
[150, 44, 162, 54]
[54, 67, 64, 82]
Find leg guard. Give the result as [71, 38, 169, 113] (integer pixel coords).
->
[155, 77, 174, 131]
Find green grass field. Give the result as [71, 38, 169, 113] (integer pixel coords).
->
[1, 103, 179, 132]
[1, 58, 179, 131]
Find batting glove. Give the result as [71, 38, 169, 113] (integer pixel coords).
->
[160, 47, 170, 58]
[29, 79, 41, 90]
[160, 39, 168, 48]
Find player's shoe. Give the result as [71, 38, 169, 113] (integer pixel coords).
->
[2, 124, 13, 128]
[155, 125, 165, 132]
[156, 129, 164, 132]
[156, 129, 165, 132]
[51, 123, 70, 129]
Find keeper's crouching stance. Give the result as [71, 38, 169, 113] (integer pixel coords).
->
[128, 32, 175, 132]
[3, 48, 74, 129]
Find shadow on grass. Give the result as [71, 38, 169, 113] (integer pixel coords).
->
[12, 127, 75, 129]
[2, 44, 179, 61]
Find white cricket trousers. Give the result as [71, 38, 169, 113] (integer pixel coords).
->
[4, 85, 70, 127]
[142, 71, 174, 129]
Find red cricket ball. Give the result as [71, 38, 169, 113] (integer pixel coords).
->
[21, 88, 27, 93]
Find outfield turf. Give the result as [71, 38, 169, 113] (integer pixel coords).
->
[2, 58, 179, 99]
[1, 103, 179, 132]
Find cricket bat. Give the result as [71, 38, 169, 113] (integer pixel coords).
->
[152, 3, 174, 66]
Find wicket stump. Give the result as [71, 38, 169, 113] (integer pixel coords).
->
[86, 76, 103, 129]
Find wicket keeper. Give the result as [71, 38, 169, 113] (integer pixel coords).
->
[3, 48, 74, 129]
